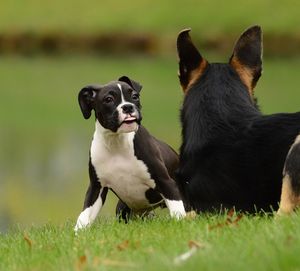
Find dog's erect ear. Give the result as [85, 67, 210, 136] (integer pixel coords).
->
[229, 25, 262, 95]
[177, 29, 208, 93]
[78, 86, 98, 119]
[118, 76, 142, 92]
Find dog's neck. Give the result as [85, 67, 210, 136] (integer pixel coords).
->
[93, 120, 137, 151]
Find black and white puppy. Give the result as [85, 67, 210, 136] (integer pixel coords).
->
[74, 76, 186, 231]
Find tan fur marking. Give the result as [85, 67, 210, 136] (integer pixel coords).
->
[293, 134, 300, 145]
[230, 56, 254, 97]
[277, 174, 300, 215]
[182, 59, 208, 94]
[284, 134, 300, 167]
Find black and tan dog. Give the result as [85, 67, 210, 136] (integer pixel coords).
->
[176, 25, 300, 214]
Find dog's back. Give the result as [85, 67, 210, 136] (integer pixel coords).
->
[176, 26, 300, 213]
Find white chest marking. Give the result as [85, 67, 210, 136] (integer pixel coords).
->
[91, 121, 158, 210]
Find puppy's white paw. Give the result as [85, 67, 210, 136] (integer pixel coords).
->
[74, 209, 92, 232]
[165, 199, 186, 219]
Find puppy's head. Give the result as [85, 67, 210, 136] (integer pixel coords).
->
[78, 76, 142, 133]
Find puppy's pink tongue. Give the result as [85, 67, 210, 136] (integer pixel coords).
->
[125, 116, 136, 121]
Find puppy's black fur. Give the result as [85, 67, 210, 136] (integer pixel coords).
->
[74, 76, 186, 231]
[176, 26, 300, 214]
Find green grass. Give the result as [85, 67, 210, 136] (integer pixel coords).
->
[1, 0, 300, 36]
[1, 213, 300, 271]
[1, 2, 300, 269]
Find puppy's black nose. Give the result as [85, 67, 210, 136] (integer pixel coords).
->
[122, 104, 134, 114]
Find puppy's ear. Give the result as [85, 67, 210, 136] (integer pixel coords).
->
[78, 86, 98, 119]
[229, 25, 262, 95]
[118, 76, 142, 92]
[177, 29, 208, 93]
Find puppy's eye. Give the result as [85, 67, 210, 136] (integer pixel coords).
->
[132, 94, 139, 101]
[104, 96, 114, 103]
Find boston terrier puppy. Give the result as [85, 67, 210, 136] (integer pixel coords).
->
[75, 76, 186, 231]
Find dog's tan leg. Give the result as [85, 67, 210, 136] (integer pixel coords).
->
[277, 134, 300, 215]
[277, 174, 300, 215]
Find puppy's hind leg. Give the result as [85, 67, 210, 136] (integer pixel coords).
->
[278, 135, 300, 215]
[115, 199, 132, 223]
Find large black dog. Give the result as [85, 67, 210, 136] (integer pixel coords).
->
[176, 25, 300, 214]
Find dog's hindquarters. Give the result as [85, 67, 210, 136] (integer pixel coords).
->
[115, 130, 186, 221]
[278, 134, 300, 215]
[133, 126, 186, 218]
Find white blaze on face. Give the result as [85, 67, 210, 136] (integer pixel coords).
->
[116, 83, 138, 133]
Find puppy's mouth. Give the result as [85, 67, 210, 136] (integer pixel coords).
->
[117, 113, 141, 133]
[121, 115, 138, 125]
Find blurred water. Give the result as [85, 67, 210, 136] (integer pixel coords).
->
[0, 130, 118, 232]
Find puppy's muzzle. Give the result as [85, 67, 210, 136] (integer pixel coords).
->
[120, 103, 140, 124]
[117, 103, 141, 133]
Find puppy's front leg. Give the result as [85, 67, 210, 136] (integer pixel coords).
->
[75, 159, 108, 231]
[158, 178, 186, 219]
[75, 182, 108, 231]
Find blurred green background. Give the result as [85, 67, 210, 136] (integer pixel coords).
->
[1, 0, 300, 232]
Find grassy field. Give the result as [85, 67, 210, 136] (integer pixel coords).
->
[0, 0, 300, 271]
[1, 212, 300, 271]
[1, 1, 300, 270]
